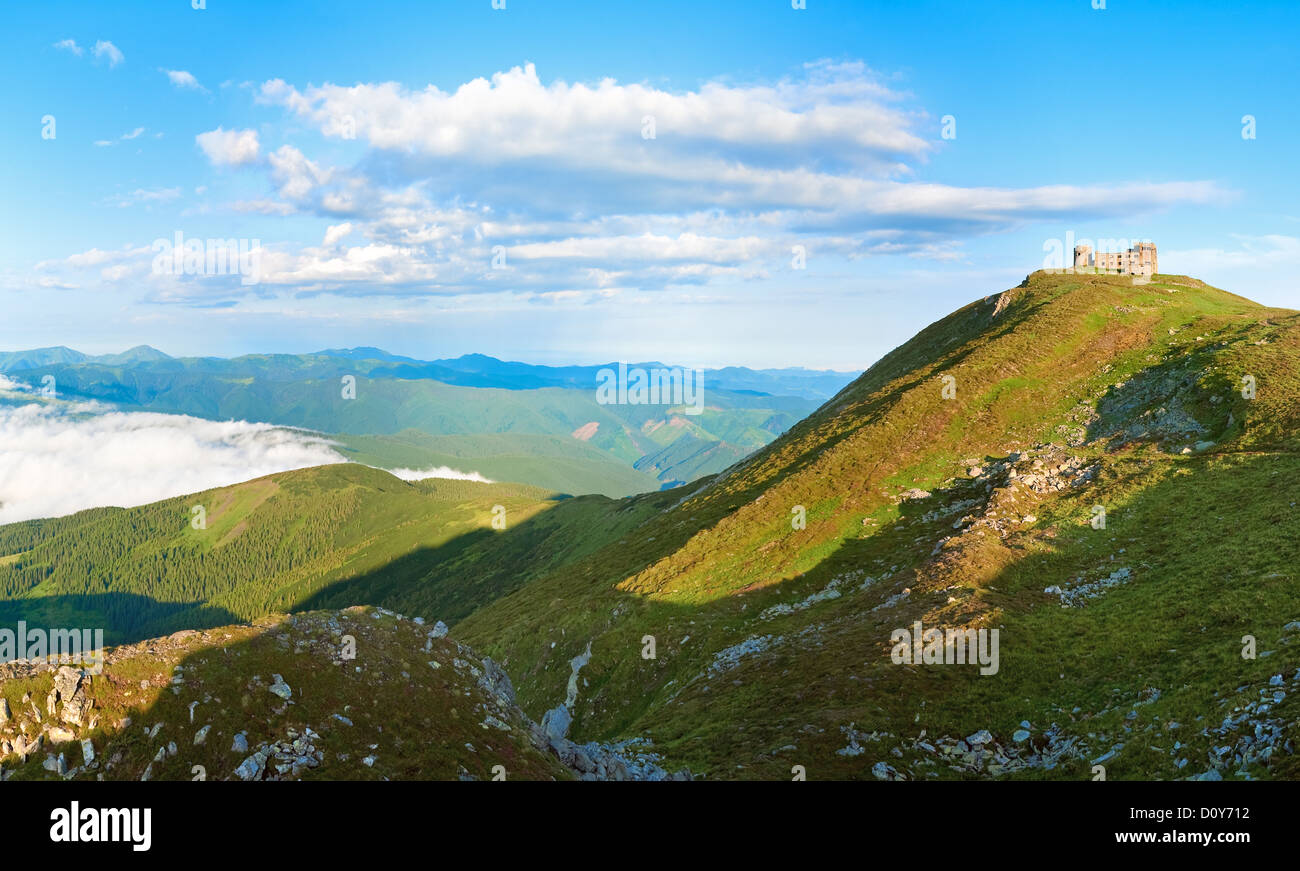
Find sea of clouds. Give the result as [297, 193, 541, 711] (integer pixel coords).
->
[0, 377, 488, 524]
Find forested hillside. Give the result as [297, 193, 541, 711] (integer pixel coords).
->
[0, 465, 562, 642]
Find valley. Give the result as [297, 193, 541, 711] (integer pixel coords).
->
[0, 350, 852, 499]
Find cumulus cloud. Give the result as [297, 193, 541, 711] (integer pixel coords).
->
[267, 144, 334, 202]
[39, 61, 1230, 303]
[256, 63, 1224, 220]
[53, 39, 83, 56]
[386, 465, 493, 484]
[258, 61, 927, 171]
[195, 127, 260, 167]
[322, 222, 354, 246]
[0, 398, 348, 524]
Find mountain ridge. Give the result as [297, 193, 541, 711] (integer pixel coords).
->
[0, 346, 859, 400]
[5, 271, 1300, 780]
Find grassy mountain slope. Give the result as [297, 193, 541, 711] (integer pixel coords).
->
[437, 271, 1300, 779]
[336, 430, 662, 496]
[633, 434, 751, 488]
[5, 271, 1299, 781]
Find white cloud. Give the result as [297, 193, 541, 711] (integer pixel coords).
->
[38, 244, 152, 270]
[258, 61, 928, 171]
[0, 398, 348, 524]
[93, 40, 124, 67]
[99, 262, 141, 281]
[323, 222, 353, 246]
[195, 126, 260, 167]
[53, 39, 83, 56]
[91, 127, 148, 147]
[386, 465, 493, 484]
[252, 62, 1228, 225]
[231, 198, 295, 215]
[255, 241, 439, 287]
[267, 144, 330, 200]
[37, 60, 1234, 304]
[507, 232, 773, 264]
[162, 68, 206, 91]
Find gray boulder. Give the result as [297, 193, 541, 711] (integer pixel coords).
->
[540, 705, 572, 742]
[268, 675, 292, 700]
[234, 749, 268, 781]
[480, 657, 516, 706]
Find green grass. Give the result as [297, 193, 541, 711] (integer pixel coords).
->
[441, 271, 1300, 779]
[337, 430, 663, 497]
[2, 607, 571, 781]
[7, 270, 1300, 780]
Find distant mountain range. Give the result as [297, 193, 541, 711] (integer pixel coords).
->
[0, 346, 857, 400]
[0, 344, 171, 371]
[0, 346, 858, 497]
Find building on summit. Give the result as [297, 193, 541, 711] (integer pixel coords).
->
[1072, 242, 1158, 276]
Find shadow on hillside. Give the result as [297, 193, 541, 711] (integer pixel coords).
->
[1084, 327, 1251, 449]
[12, 608, 572, 782]
[296, 489, 653, 624]
[595, 450, 1300, 778]
[0, 592, 239, 649]
[297, 525, 507, 623]
[282, 455, 1004, 743]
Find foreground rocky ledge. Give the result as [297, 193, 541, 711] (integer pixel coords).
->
[0, 606, 690, 782]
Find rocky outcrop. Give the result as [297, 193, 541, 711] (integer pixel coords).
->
[1, 606, 690, 782]
[234, 727, 324, 781]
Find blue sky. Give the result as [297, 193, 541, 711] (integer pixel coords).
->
[2, 0, 1297, 369]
